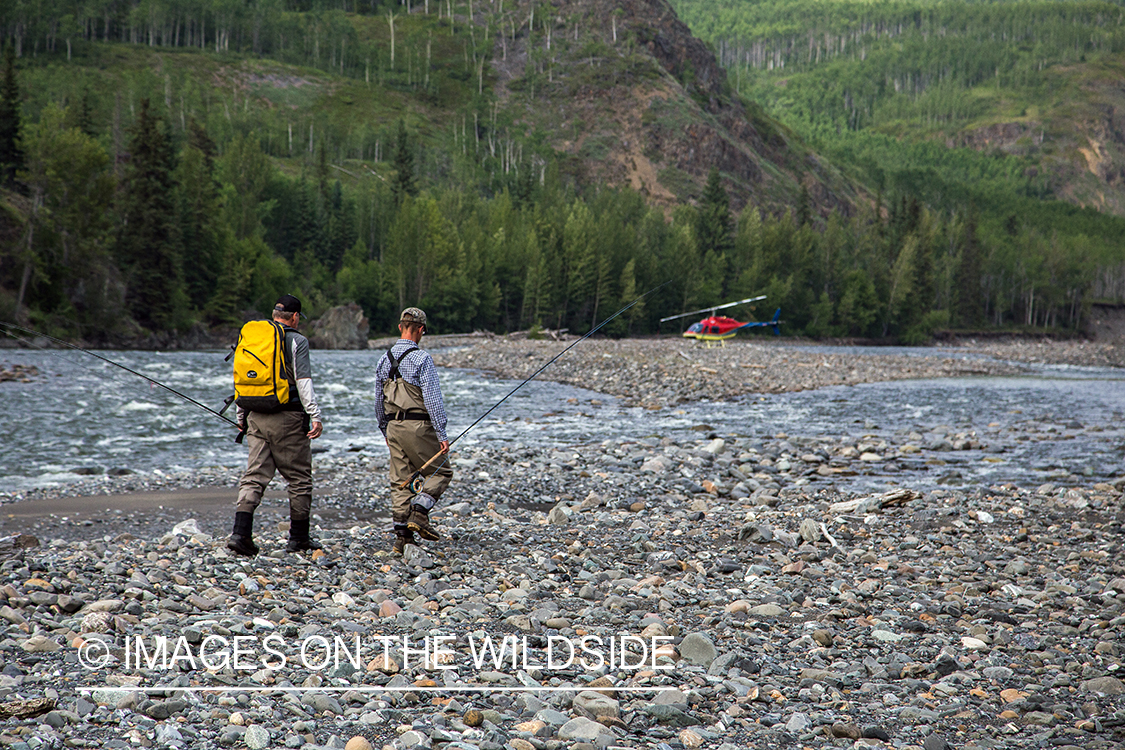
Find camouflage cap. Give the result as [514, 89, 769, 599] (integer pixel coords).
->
[400, 307, 427, 325]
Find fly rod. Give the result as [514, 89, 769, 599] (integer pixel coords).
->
[0, 321, 239, 429]
[401, 281, 671, 492]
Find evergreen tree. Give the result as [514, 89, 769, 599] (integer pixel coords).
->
[0, 46, 25, 189]
[116, 98, 187, 331]
[391, 119, 417, 204]
[178, 120, 225, 313]
[954, 207, 984, 327]
[325, 180, 357, 273]
[75, 88, 96, 138]
[796, 183, 812, 227]
[695, 168, 734, 256]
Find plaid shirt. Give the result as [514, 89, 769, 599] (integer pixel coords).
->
[375, 340, 448, 441]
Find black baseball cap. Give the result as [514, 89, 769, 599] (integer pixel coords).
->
[274, 294, 305, 318]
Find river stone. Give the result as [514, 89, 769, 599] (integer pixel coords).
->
[144, 699, 186, 720]
[171, 518, 204, 537]
[872, 630, 905, 642]
[923, 734, 951, 750]
[750, 603, 785, 617]
[558, 716, 610, 741]
[785, 712, 810, 734]
[21, 635, 60, 653]
[345, 738, 373, 750]
[244, 725, 270, 750]
[799, 518, 821, 543]
[642, 704, 701, 726]
[535, 708, 569, 726]
[1081, 676, 1125, 695]
[547, 503, 571, 525]
[703, 438, 725, 455]
[573, 691, 619, 719]
[678, 633, 717, 667]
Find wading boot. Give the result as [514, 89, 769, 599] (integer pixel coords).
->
[286, 518, 323, 553]
[226, 511, 259, 556]
[392, 529, 415, 556]
[407, 505, 440, 542]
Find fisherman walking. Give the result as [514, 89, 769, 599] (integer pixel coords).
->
[375, 307, 453, 555]
[228, 294, 324, 556]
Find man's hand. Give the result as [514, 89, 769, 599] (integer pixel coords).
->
[308, 420, 323, 439]
[439, 440, 450, 455]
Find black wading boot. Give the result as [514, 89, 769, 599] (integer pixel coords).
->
[392, 529, 415, 556]
[286, 518, 323, 553]
[227, 511, 259, 556]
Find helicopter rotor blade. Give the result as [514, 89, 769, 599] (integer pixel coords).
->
[660, 295, 766, 323]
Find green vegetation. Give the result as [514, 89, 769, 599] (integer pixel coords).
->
[671, 0, 1125, 304]
[0, 0, 1122, 343]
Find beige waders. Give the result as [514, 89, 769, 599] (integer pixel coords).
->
[384, 377, 453, 533]
[236, 410, 313, 521]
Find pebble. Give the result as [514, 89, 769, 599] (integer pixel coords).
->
[0, 342, 1121, 750]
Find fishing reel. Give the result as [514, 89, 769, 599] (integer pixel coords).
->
[408, 473, 426, 495]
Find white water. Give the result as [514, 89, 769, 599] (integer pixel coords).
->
[2, 347, 1123, 493]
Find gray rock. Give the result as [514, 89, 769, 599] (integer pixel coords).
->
[244, 725, 271, 750]
[923, 734, 950, 750]
[1080, 676, 1124, 695]
[302, 692, 343, 715]
[535, 708, 570, 726]
[641, 703, 701, 726]
[679, 632, 718, 667]
[799, 518, 821, 543]
[785, 712, 810, 734]
[573, 691, 619, 719]
[308, 303, 370, 349]
[558, 716, 610, 741]
[144, 699, 186, 720]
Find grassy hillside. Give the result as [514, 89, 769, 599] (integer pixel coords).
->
[670, 0, 1125, 216]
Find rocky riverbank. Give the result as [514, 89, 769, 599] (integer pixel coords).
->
[430, 338, 1025, 408]
[0, 424, 1123, 750]
[951, 339, 1125, 369]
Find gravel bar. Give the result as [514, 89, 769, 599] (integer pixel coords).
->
[0, 339, 1121, 750]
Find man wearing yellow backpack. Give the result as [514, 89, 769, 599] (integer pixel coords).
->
[228, 294, 324, 556]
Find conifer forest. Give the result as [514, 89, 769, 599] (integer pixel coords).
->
[1, 0, 1124, 342]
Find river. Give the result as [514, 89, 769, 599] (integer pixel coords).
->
[1, 346, 1122, 493]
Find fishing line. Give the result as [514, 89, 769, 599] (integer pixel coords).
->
[402, 280, 672, 491]
[0, 321, 239, 429]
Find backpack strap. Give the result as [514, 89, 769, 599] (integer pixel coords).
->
[386, 345, 420, 381]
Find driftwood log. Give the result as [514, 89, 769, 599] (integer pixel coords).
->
[828, 489, 920, 514]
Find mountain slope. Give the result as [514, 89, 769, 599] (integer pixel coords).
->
[669, 0, 1125, 217]
[487, 0, 862, 215]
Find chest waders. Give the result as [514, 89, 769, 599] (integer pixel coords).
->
[384, 345, 447, 545]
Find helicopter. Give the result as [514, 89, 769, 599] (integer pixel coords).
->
[661, 295, 782, 344]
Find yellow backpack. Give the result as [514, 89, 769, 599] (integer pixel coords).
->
[233, 320, 291, 412]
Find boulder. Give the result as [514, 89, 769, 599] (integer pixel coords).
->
[308, 303, 370, 349]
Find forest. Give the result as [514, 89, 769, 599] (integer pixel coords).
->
[1, 0, 1123, 343]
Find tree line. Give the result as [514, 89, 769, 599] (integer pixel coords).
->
[2, 5, 1122, 342]
[0, 74, 1107, 342]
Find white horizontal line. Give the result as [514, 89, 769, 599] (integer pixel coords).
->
[78, 685, 680, 693]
